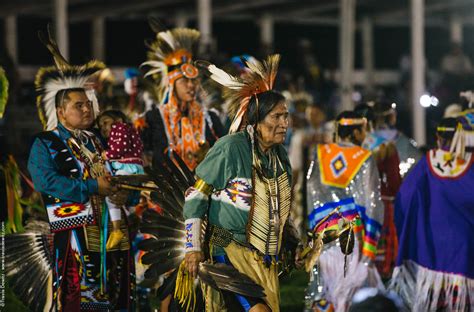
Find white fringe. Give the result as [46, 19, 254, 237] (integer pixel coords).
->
[389, 261, 474, 311]
[318, 243, 385, 312]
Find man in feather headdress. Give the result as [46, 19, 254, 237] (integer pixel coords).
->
[304, 111, 385, 312]
[141, 26, 225, 171]
[182, 54, 300, 312]
[26, 31, 135, 311]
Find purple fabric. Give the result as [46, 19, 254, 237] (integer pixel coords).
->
[395, 154, 474, 278]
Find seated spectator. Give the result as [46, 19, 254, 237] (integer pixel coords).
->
[441, 42, 472, 76]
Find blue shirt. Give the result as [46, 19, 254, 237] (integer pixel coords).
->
[28, 123, 98, 203]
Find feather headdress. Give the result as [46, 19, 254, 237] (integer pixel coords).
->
[0, 67, 8, 119]
[35, 27, 105, 130]
[141, 26, 200, 104]
[207, 54, 281, 133]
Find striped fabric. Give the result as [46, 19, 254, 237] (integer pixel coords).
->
[85, 209, 130, 252]
[308, 197, 382, 260]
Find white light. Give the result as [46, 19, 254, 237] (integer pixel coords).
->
[352, 91, 362, 102]
[399, 162, 411, 176]
[391, 103, 397, 109]
[430, 96, 439, 107]
[420, 94, 431, 107]
[399, 158, 416, 176]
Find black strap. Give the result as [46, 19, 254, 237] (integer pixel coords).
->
[36, 131, 81, 178]
[208, 224, 234, 248]
[208, 224, 252, 250]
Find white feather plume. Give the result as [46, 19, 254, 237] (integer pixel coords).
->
[85, 89, 100, 121]
[141, 61, 169, 87]
[158, 31, 176, 52]
[207, 65, 244, 90]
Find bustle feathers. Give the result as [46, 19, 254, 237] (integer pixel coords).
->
[5, 232, 54, 312]
[139, 152, 266, 301]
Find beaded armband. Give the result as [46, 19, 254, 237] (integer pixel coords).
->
[185, 218, 202, 252]
[194, 179, 214, 196]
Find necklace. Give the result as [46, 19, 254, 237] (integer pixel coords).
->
[247, 125, 291, 255]
[67, 132, 106, 179]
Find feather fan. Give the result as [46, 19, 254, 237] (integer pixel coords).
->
[198, 263, 266, 298]
[5, 233, 54, 312]
[139, 153, 266, 302]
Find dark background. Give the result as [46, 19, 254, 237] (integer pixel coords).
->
[5, 17, 474, 69]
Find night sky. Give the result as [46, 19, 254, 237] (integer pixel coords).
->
[6, 16, 474, 71]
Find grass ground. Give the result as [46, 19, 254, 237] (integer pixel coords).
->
[5, 280, 29, 312]
[280, 269, 309, 312]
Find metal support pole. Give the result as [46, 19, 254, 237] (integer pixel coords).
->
[197, 0, 212, 53]
[362, 16, 374, 93]
[5, 15, 18, 64]
[411, 0, 426, 145]
[175, 11, 188, 28]
[260, 13, 274, 54]
[339, 0, 356, 111]
[54, 0, 69, 59]
[450, 14, 463, 44]
[92, 17, 105, 61]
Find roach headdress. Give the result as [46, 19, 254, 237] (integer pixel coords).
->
[35, 27, 105, 130]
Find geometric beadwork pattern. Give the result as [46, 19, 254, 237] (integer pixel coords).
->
[330, 152, 347, 178]
[47, 202, 94, 232]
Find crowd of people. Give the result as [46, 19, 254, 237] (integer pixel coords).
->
[2, 23, 474, 312]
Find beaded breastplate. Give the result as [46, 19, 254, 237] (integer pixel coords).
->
[247, 171, 291, 256]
